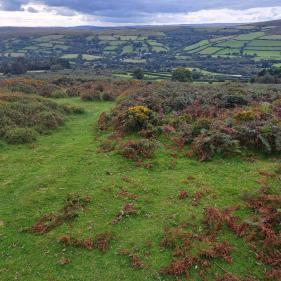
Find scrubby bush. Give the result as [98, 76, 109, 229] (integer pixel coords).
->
[0, 78, 60, 97]
[120, 105, 157, 132]
[102, 81, 281, 161]
[66, 87, 80, 97]
[4, 127, 38, 144]
[81, 90, 114, 102]
[120, 139, 157, 160]
[49, 90, 68, 98]
[35, 111, 64, 132]
[0, 92, 73, 144]
[192, 131, 240, 161]
[234, 110, 256, 121]
[81, 90, 101, 101]
[62, 104, 85, 114]
[223, 95, 248, 108]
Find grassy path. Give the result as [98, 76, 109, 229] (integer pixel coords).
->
[0, 98, 279, 280]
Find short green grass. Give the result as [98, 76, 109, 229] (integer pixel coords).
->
[184, 30, 281, 60]
[82, 54, 103, 61]
[234, 32, 264, 40]
[0, 98, 280, 281]
[184, 40, 209, 51]
[122, 58, 146, 63]
[122, 45, 134, 54]
[61, 54, 79, 59]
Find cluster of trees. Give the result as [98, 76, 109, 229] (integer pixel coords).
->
[252, 66, 281, 84]
[131, 68, 199, 82]
[0, 57, 70, 75]
[172, 68, 193, 82]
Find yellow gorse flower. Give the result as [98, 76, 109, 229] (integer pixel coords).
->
[127, 105, 150, 120]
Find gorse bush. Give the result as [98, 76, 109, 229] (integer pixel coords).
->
[121, 105, 157, 132]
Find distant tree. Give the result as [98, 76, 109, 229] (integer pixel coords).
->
[133, 68, 144, 80]
[172, 68, 193, 82]
[192, 69, 201, 80]
[254, 66, 281, 84]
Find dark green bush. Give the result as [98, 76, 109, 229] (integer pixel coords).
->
[223, 95, 248, 108]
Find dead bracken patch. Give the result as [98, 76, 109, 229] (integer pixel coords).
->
[26, 194, 92, 234]
[203, 207, 247, 237]
[58, 257, 71, 266]
[117, 248, 144, 270]
[245, 188, 281, 280]
[160, 226, 233, 278]
[131, 255, 144, 269]
[192, 191, 204, 206]
[59, 232, 112, 252]
[59, 236, 94, 250]
[178, 190, 188, 200]
[117, 189, 138, 199]
[258, 171, 277, 178]
[95, 232, 112, 252]
[112, 203, 138, 224]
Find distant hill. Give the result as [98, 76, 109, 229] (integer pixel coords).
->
[0, 19, 280, 76]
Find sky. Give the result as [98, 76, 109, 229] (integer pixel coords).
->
[0, 0, 280, 27]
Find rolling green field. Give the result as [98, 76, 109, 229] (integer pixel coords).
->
[0, 20, 280, 79]
[0, 96, 280, 281]
[184, 31, 281, 60]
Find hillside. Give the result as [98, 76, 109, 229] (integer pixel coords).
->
[0, 20, 280, 77]
[0, 77, 281, 280]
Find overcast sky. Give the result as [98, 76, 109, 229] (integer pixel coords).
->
[0, 0, 280, 26]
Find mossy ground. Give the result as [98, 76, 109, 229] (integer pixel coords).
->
[0, 98, 279, 281]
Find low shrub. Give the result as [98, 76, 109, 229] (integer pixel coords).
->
[66, 87, 80, 97]
[0, 92, 74, 144]
[49, 90, 68, 99]
[35, 111, 64, 132]
[62, 104, 85, 114]
[81, 90, 101, 101]
[120, 105, 157, 132]
[234, 110, 256, 121]
[101, 92, 114, 101]
[223, 95, 248, 108]
[120, 139, 158, 160]
[191, 131, 240, 161]
[4, 127, 38, 144]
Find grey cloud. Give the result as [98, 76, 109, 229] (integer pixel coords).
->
[0, 0, 280, 23]
[27, 6, 39, 13]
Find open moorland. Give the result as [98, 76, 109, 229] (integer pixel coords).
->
[0, 77, 281, 281]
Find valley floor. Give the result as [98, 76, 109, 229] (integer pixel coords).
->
[0, 98, 280, 281]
